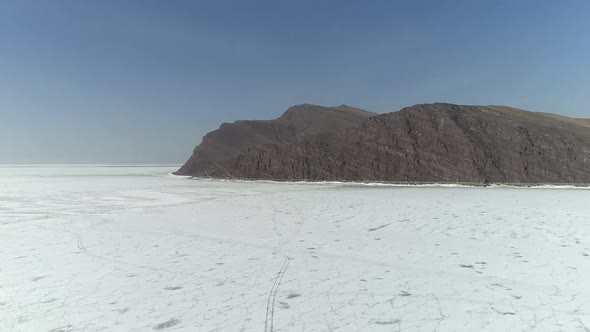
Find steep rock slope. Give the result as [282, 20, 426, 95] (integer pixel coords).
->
[175, 104, 375, 176]
[178, 103, 590, 184]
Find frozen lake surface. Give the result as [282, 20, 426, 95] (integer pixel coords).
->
[2, 165, 590, 331]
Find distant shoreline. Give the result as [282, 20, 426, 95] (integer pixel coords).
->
[179, 176, 590, 189]
[0, 163, 181, 168]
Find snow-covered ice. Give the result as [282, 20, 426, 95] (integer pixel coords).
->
[1, 165, 590, 331]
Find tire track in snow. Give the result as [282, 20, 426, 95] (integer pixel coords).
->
[77, 237, 94, 258]
[264, 194, 303, 332]
[264, 256, 291, 332]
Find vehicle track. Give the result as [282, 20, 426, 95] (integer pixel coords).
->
[77, 237, 93, 258]
[263, 194, 304, 332]
[264, 256, 291, 332]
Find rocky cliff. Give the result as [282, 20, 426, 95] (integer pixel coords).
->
[176, 103, 590, 184]
[175, 104, 375, 176]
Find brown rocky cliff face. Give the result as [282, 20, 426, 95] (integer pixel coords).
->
[177, 103, 590, 184]
[174, 104, 375, 176]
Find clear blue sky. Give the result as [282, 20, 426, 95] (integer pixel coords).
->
[1, 0, 589, 163]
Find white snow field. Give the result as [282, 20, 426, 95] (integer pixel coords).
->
[1, 165, 590, 332]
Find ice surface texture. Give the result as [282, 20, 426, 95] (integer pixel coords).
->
[1, 165, 590, 331]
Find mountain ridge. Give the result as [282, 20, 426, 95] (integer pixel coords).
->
[176, 103, 590, 184]
[175, 104, 375, 176]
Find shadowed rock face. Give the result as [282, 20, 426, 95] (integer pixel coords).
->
[175, 104, 375, 176]
[176, 103, 590, 184]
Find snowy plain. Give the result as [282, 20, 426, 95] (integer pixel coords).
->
[1, 165, 590, 331]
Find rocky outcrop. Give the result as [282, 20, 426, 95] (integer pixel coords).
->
[175, 104, 375, 176]
[176, 103, 590, 184]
